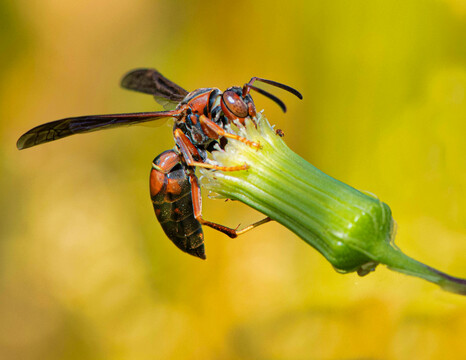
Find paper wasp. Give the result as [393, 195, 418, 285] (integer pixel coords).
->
[17, 68, 302, 259]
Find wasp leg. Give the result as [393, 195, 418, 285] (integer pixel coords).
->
[234, 217, 272, 235]
[189, 172, 271, 238]
[174, 129, 248, 171]
[198, 115, 261, 150]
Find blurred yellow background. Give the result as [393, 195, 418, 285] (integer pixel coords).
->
[1, 1, 465, 359]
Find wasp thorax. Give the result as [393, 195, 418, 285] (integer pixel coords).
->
[221, 89, 249, 118]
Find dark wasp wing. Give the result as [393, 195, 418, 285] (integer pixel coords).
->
[121, 68, 189, 110]
[17, 111, 178, 150]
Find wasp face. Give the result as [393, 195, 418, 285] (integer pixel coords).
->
[220, 87, 256, 122]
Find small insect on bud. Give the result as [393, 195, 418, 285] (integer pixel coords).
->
[201, 113, 466, 295]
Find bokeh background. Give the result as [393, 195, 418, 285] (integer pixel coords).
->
[1, 1, 465, 359]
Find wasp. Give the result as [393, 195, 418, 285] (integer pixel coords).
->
[17, 68, 302, 259]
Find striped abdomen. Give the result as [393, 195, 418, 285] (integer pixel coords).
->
[150, 150, 205, 259]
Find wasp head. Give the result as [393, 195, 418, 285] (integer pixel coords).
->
[221, 78, 303, 124]
[221, 86, 256, 124]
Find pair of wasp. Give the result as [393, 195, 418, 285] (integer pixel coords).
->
[17, 69, 302, 259]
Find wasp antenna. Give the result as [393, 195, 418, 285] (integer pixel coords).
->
[247, 85, 287, 113]
[248, 77, 303, 100]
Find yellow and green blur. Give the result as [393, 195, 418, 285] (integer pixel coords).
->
[1, 1, 465, 359]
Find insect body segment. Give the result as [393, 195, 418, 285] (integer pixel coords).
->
[150, 150, 272, 259]
[17, 68, 302, 258]
[150, 150, 206, 259]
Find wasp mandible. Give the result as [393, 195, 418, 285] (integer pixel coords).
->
[17, 68, 303, 259]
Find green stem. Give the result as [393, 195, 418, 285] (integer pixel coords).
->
[201, 114, 466, 295]
[376, 241, 466, 295]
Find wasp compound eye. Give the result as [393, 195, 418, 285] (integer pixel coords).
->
[221, 90, 249, 118]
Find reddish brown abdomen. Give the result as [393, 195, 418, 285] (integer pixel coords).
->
[150, 150, 205, 259]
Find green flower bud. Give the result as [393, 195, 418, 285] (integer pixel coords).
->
[201, 113, 465, 295]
